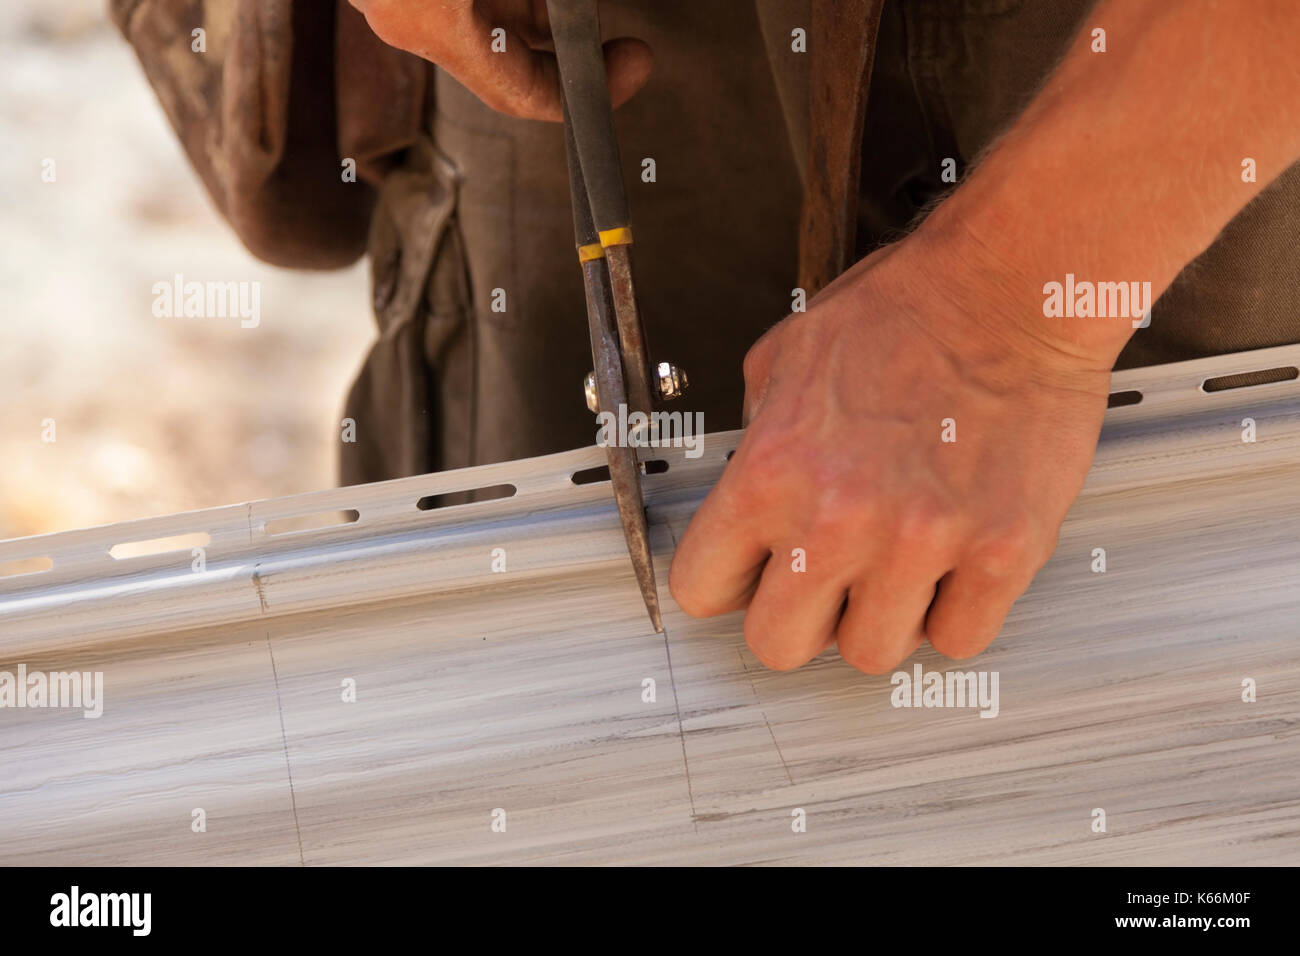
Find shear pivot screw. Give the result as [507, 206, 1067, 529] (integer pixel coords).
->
[656, 362, 688, 401]
[585, 362, 688, 413]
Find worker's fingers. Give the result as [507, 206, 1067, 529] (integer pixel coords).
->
[355, 1, 652, 122]
[668, 480, 770, 617]
[414, 35, 651, 122]
[835, 573, 938, 675]
[668, 429, 788, 617]
[422, 7, 566, 122]
[742, 546, 850, 670]
[925, 540, 1044, 659]
[599, 37, 655, 111]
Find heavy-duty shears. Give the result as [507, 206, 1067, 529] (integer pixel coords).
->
[547, 0, 686, 633]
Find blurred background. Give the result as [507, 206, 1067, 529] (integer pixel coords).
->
[0, 0, 374, 541]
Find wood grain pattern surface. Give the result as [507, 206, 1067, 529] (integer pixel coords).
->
[1, 346, 1299, 865]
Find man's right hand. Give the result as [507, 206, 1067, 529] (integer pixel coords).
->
[347, 1, 653, 122]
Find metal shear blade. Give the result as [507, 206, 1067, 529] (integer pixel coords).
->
[551, 0, 663, 632]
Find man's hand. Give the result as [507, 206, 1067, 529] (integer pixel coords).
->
[672, 0, 1300, 672]
[347, 1, 652, 121]
[669, 232, 1114, 673]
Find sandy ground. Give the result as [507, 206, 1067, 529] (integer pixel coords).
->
[0, 1, 375, 542]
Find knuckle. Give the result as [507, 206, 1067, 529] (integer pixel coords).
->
[967, 518, 1039, 579]
[811, 473, 876, 526]
[669, 568, 725, 619]
[730, 433, 796, 502]
[746, 640, 806, 672]
[508, 88, 554, 121]
[744, 618, 806, 672]
[361, 0, 401, 40]
[928, 626, 992, 661]
[804, 498, 850, 545]
[667, 572, 704, 617]
[495, 99, 528, 120]
[839, 643, 902, 676]
[667, 539, 749, 618]
[736, 454, 783, 500]
[479, 87, 531, 121]
[799, 487, 873, 566]
[894, 495, 956, 554]
[721, 476, 775, 528]
[741, 333, 777, 386]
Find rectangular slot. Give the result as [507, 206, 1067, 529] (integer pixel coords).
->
[570, 460, 668, 486]
[571, 465, 611, 485]
[1107, 390, 1143, 408]
[0, 555, 53, 578]
[109, 532, 211, 560]
[1201, 366, 1299, 393]
[264, 509, 360, 536]
[417, 483, 516, 511]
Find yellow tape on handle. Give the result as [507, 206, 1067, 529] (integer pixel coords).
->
[598, 227, 634, 248]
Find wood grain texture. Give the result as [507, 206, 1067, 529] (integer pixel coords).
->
[1, 346, 1299, 865]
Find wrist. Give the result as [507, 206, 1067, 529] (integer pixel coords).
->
[906, 197, 1137, 376]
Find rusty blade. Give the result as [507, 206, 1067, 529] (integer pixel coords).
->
[604, 441, 663, 633]
[582, 257, 663, 633]
[553, 11, 662, 633]
[603, 243, 658, 420]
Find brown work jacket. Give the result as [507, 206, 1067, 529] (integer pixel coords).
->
[112, 0, 1300, 484]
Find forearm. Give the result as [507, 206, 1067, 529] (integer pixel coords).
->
[920, 0, 1300, 365]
